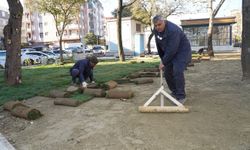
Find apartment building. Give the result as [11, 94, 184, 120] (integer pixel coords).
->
[0, 7, 9, 49]
[21, 9, 57, 45]
[21, 0, 104, 47]
[81, 0, 104, 37]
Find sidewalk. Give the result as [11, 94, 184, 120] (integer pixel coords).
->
[0, 133, 15, 150]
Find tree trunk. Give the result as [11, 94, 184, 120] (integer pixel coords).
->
[241, 0, 250, 80]
[59, 35, 64, 64]
[117, 0, 125, 61]
[207, 0, 214, 57]
[147, 30, 154, 54]
[3, 0, 23, 85]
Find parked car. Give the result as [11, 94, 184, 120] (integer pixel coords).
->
[32, 46, 50, 51]
[0, 50, 44, 67]
[65, 47, 82, 53]
[0, 59, 4, 69]
[92, 46, 105, 54]
[23, 51, 56, 64]
[21, 48, 36, 53]
[21, 53, 45, 66]
[53, 50, 72, 60]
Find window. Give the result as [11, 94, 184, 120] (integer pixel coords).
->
[136, 24, 141, 32]
[39, 23, 43, 28]
[27, 23, 31, 29]
[26, 13, 29, 19]
[69, 30, 72, 35]
[64, 31, 67, 35]
[183, 25, 231, 47]
[27, 33, 31, 38]
[45, 32, 48, 36]
[2, 11, 5, 17]
[40, 33, 44, 39]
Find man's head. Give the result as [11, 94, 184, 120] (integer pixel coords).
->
[152, 15, 165, 32]
[87, 55, 99, 67]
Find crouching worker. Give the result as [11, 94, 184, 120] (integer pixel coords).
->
[70, 55, 99, 88]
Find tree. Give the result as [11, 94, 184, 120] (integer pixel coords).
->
[241, 0, 250, 80]
[117, 0, 137, 61]
[207, 0, 226, 56]
[3, 0, 23, 85]
[84, 32, 97, 45]
[112, 7, 133, 18]
[131, 0, 184, 54]
[31, 0, 85, 64]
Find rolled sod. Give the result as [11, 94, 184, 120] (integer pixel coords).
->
[139, 72, 160, 77]
[192, 58, 201, 63]
[66, 86, 79, 93]
[3, 101, 25, 111]
[83, 88, 106, 97]
[143, 68, 159, 72]
[128, 73, 141, 79]
[49, 90, 70, 98]
[11, 105, 42, 120]
[106, 90, 134, 99]
[87, 83, 100, 88]
[54, 98, 82, 107]
[103, 80, 118, 90]
[132, 78, 154, 84]
[114, 78, 132, 84]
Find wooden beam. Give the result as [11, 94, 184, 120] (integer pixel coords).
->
[138, 106, 189, 113]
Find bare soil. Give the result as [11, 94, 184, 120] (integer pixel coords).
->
[0, 58, 250, 150]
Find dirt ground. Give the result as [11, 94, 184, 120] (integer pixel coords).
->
[0, 57, 250, 150]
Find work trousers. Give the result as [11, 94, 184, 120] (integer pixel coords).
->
[164, 61, 186, 100]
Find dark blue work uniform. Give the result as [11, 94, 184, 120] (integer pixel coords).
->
[154, 21, 191, 100]
[70, 59, 93, 83]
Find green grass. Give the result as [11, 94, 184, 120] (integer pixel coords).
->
[0, 58, 160, 105]
[70, 93, 94, 103]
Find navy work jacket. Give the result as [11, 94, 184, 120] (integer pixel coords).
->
[154, 21, 191, 65]
[70, 59, 93, 83]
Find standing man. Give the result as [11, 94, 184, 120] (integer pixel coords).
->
[70, 55, 99, 88]
[153, 15, 191, 104]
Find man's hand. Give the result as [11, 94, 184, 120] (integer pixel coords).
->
[159, 63, 164, 70]
[82, 82, 88, 88]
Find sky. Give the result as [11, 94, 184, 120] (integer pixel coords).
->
[0, 0, 242, 18]
[99, 0, 242, 18]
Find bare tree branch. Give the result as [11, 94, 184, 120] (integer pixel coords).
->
[213, 0, 226, 17]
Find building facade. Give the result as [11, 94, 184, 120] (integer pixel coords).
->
[21, 0, 104, 48]
[181, 17, 237, 52]
[106, 17, 145, 55]
[0, 7, 9, 49]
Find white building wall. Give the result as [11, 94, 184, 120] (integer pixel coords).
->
[42, 13, 57, 43]
[106, 17, 145, 54]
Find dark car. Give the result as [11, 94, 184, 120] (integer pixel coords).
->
[32, 46, 50, 51]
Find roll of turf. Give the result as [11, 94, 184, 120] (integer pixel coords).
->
[106, 90, 134, 99]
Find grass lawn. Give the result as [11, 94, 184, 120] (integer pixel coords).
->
[0, 58, 160, 105]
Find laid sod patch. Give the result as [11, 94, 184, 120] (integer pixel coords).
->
[0, 59, 160, 105]
[70, 93, 95, 103]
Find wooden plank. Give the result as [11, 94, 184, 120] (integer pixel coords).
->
[138, 106, 189, 113]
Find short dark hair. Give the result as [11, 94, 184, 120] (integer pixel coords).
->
[152, 15, 164, 24]
[87, 55, 99, 64]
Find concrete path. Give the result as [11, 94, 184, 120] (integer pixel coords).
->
[0, 133, 15, 150]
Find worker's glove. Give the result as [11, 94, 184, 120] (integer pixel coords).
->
[81, 82, 88, 88]
[91, 81, 95, 84]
